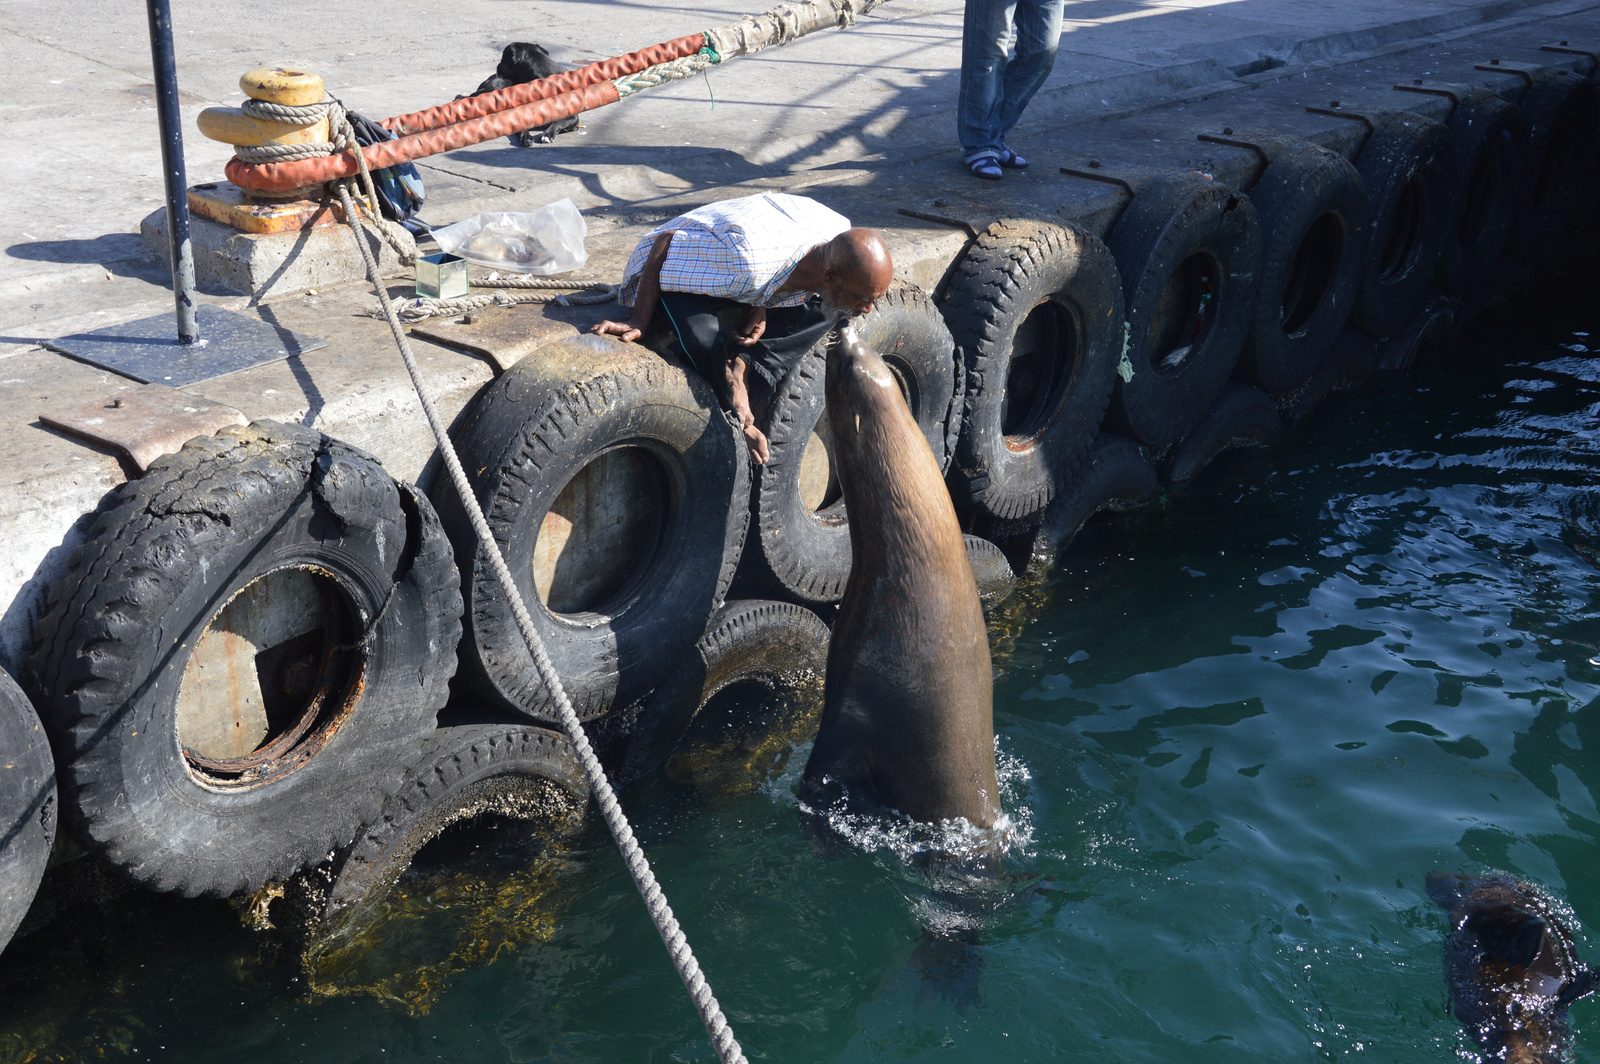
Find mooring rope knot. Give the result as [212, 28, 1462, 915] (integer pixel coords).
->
[233, 98, 346, 164]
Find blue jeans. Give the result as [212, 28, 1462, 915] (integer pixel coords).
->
[957, 0, 1066, 162]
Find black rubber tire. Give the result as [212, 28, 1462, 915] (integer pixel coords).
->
[1162, 383, 1280, 484]
[1238, 142, 1370, 398]
[1008, 434, 1160, 576]
[1436, 90, 1525, 300]
[303, 722, 587, 926]
[1377, 290, 1454, 373]
[1279, 329, 1378, 421]
[1275, 345, 1342, 423]
[1106, 173, 1262, 450]
[435, 336, 749, 723]
[939, 219, 1126, 524]
[26, 421, 462, 898]
[964, 534, 1016, 609]
[1509, 71, 1600, 272]
[0, 669, 55, 953]
[1351, 112, 1457, 340]
[1482, 255, 1533, 316]
[622, 599, 829, 782]
[739, 286, 958, 605]
[1326, 329, 1380, 392]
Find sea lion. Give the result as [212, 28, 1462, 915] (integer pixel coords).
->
[1427, 871, 1599, 1063]
[800, 326, 1000, 830]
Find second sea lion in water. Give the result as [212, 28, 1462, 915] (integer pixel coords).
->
[800, 326, 1000, 830]
[1427, 871, 1599, 1063]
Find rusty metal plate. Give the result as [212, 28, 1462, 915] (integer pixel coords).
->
[39, 383, 248, 470]
[188, 180, 373, 234]
[178, 568, 326, 762]
[410, 300, 616, 372]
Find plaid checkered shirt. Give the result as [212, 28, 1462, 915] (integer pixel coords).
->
[618, 193, 852, 309]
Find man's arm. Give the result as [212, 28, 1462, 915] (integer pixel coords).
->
[725, 355, 770, 465]
[593, 231, 674, 343]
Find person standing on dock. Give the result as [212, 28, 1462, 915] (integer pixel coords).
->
[958, 0, 1066, 179]
[593, 192, 893, 465]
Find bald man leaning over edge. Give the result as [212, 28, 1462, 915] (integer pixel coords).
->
[593, 193, 893, 464]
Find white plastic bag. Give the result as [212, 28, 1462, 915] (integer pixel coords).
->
[430, 200, 588, 274]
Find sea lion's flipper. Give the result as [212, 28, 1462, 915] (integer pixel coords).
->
[908, 927, 985, 1014]
[1464, 904, 1548, 970]
[1558, 966, 1600, 1008]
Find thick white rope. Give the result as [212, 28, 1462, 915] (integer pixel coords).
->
[613, 51, 720, 97]
[382, 281, 618, 324]
[315, 116, 418, 266]
[334, 174, 747, 1064]
[234, 98, 345, 163]
[704, 0, 885, 59]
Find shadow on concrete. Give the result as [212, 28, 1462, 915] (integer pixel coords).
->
[5, 234, 147, 268]
[2, 235, 188, 289]
[412, 0, 1555, 217]
[253, 303, 328, 427]
[3, 233, 242, 300]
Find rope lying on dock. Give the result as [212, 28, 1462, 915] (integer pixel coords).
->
[382, 276, 617, 324]
[329, 114, 746, 1064]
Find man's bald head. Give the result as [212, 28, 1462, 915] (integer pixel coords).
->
[819, 228, 894, 316]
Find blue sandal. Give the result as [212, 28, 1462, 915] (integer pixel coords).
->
[998, 147, 1030, 170]
[968, 154, 1003, 180]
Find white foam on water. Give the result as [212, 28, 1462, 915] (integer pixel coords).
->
[795, 737, 1037, 865]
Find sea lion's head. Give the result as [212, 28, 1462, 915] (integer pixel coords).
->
[1427, 872, 1599, 1063]
[824, 326, 919, 475]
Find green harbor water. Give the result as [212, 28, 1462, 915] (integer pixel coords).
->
[6, 273, 1600, 1063]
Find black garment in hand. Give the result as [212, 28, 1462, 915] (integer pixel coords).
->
[656, 291, 838, 407]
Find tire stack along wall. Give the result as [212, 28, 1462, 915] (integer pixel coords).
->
[2, 50, 1597, 957]
[933, 64, 1599, 577]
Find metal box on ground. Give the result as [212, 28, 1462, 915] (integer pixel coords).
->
[416, 253, 470, 300]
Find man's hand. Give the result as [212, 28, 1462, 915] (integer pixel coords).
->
[734, 305, 767, 347]
[741, 422, 770, 465]
[725, 355, 769, 465]
[597, 232, 675, 346]
[592, 319, 645, 343]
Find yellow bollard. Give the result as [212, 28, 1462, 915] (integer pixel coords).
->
[192, 66, 335, 222]
[239, 66, 325, 107]
[196, 107, 329, 147]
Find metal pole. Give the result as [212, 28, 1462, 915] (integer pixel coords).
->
[145, 0, 199, 344]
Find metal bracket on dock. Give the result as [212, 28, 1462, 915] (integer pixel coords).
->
[896, 207, 981, 241]
[1192, 130, 1297, 189]
[1306, 104, 1377, 135]
[1195, 132, 1272, 166]
[1473, 60, 1541, 89]
[1540, 42, 1600, 74]
[1058, 163, 1139, 199]
[1392, 82, 1467, 107]
[38, 383, 247, 471]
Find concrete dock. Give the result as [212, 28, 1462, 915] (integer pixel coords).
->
[2, 0, 1598, 673]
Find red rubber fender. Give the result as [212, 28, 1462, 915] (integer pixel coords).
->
[382, 32, 707, 136]
[226, 81, 620, 193]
